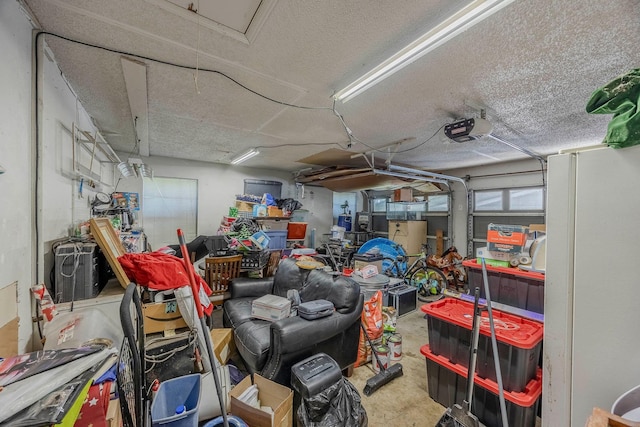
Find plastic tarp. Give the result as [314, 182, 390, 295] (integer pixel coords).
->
[173, 285, 231, 420]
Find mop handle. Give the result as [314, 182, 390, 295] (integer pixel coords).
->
[481, 258, 509, 427]
[177, 229, 230, 427]
[177, 229, 204, 318]
[465, 287, 481, 413]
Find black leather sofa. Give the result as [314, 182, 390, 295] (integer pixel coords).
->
[223, 257, 364, 386]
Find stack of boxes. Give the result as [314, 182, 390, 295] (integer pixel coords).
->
[421, 298, 544, 426]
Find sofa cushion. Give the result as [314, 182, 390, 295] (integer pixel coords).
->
[299, 270, 361, 313]
[233, 320, 272, 373]
[223, 297, 255, 329]
[271, 258, 311, 297]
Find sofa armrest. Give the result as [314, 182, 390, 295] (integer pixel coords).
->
[229, 277, 273, 299]
[270, 296, 363, 355]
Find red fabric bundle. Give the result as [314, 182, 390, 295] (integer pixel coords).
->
[118, 252, 213, 315]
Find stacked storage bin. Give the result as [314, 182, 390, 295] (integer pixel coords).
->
[463, 259, 545, 314]
[421, 298, 543, 427]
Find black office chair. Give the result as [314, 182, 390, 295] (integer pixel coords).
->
[117, 283, 149, 427]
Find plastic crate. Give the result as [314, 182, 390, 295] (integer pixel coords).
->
[151, 374, 201, 427]
[204, 235, 232, 256]
[240, 250, 270, 271]
[463, 259, 545, 314]
[422, 297, 543, 392]
[265, 230, 287, 250]
[421, 345, 541, 427]
[287, 222, 307, 239]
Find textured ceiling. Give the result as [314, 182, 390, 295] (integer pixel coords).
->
[23, 0, 640, 173]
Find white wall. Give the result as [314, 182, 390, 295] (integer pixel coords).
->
[114, 155, 333, 249]
[0, 1, 37, 353]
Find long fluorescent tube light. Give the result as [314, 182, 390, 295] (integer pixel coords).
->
[334, 0, 516, 102]
[231, 149, 260, 165]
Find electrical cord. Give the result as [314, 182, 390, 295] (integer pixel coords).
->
[144, 330, 198, 373]
[36, 31, 331, 111]
[36, 31, 442, 158]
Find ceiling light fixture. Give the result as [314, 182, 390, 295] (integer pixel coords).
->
[117, 158, 153, 178]
[231, 149, 260, 165]
[117, 161, 135, 178]
[333, 0, 516, 102]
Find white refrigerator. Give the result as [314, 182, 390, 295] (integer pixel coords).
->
[544, 144, 640, 426]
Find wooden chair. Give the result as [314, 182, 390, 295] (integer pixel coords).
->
[204, 254, 243, 296]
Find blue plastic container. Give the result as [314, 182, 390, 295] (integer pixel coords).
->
[203, 415, 249, 427]
[337, 214, 352, 231]
[265, 230, 288, 250]
[151, 374, 201, 427]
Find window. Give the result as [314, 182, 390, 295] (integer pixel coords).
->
[474, 190, 503, 211]
[143, 177, 198, 248]
[371, 198, 388, 212]
[333, 192, 357, 223]
[473, 188, 544, 212]
[509, 188, 544, 211]
[469, 186, 545, 256]
[427, 194, 449, 212]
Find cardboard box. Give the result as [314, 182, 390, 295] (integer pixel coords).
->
[353, 254, 383, 273]
[142, 299, 188, 334]
[486, 223, 528, 253]
[251, 294, 291, 321]
[393, 188, 413, 202]
[210, 328, 236, 365]
[106, 398, 122, 427]
[230, 374, 293, 427]
[267, 206, 284, 217]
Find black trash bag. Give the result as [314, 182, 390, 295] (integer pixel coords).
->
[277, 198, 303, 212]
[297, 378, 368, 427]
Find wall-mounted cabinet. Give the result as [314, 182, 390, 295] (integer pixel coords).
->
[386, 201, 428, 221]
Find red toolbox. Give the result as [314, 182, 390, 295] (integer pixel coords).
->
[463, 259, 545, 314]
[422, 297, 543, 392]
[421, 344, 541, 427]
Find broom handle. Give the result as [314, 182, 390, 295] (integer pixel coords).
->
[481, 258, 509, 427]
[360, 323, 387, 372]
[178, 229, 229, 427]
[465, 287, 481, 413]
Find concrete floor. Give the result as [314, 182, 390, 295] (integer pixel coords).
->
[347, 306, 448, 427]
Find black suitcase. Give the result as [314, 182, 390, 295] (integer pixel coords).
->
[298, 299, 334, 320]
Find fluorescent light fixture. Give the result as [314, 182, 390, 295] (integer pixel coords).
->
[231, 149, 260, 165]
[117, 161, 135, 177]
[334, 0, 516, 102]
[138, 163, 153, 178]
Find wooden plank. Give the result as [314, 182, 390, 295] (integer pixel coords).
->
[586, 407, 640, 427]
[0, 318, 19, 357]
[90, 218, 130, 288]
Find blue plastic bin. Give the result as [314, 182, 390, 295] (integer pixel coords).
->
[203, 415, 249, 427]
[265, 230, 288, 250]
[151, 374, 201, 427]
